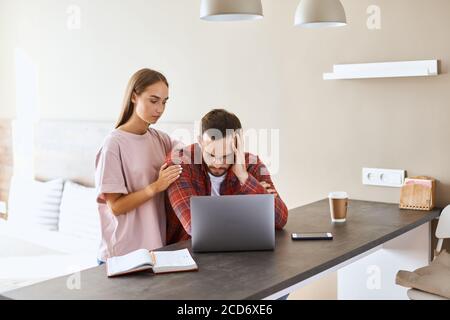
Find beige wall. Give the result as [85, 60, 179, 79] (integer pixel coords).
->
[1, 0, 450, 211]
[277, 0, 450, 209]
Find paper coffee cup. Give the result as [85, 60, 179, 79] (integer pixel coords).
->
[328, 192, 348, 223]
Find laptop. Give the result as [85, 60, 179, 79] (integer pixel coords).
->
[191, 194, 275, 253]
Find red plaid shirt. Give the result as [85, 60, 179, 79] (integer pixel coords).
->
[165, 144, 288, 245]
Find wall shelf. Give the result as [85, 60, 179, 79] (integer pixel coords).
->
[323, 60, 439, 80]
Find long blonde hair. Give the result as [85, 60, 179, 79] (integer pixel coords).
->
[115, 69, 169, 129]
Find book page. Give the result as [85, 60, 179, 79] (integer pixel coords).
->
[107, 249, 153, 277]
[153, 249, 197, 273]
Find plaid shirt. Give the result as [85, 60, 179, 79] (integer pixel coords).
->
[165, 143, 288, 245]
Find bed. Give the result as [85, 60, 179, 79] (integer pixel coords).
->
[0, 120, 195, 293]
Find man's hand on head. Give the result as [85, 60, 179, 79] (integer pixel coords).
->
[231, 130, 249, 185]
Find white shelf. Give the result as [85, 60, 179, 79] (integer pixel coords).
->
[323, 60, 438, 80]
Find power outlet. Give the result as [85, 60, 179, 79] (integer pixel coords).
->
[363, 168, 405, 187]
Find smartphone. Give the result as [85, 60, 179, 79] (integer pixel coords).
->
[291, 232, 333, 241]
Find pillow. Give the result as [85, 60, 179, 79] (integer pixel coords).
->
[8, 176, 64, 231]
[58, 180, 101, 242]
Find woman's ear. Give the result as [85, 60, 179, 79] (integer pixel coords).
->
[131, 92, 137, 104]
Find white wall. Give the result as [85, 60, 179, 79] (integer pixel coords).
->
[1, 0, 450, 212]
[0, 0, 283, 126]
[0, 1, 15, 120]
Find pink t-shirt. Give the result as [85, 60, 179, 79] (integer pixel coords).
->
[95, 128, 173, 261]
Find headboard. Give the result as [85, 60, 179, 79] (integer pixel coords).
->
[31, 120, 196, 187]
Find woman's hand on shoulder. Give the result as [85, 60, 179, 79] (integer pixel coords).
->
[149, 163, 183, 194]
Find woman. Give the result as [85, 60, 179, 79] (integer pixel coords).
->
[95, 68, 182, 264]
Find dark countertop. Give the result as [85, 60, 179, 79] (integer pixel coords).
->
[3, 199, 441, 300]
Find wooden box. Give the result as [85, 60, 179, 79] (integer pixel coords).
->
[399, 176, 436, 211]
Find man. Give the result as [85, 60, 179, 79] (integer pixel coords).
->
[165, 109, 288, 244]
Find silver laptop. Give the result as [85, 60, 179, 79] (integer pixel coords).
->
[191, 194, 275, 253]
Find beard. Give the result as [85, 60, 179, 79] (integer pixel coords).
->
[208, 166, 229, 177]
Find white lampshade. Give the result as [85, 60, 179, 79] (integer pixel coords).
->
[295, 0, 347, 28]
[200, 0, 263, 22]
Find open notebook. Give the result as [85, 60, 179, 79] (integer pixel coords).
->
[106, 248, 198, 277]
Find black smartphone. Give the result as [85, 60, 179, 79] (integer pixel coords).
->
[291, 232, 333, 241]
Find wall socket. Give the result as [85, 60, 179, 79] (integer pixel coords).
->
[362, 168, 405, 188]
